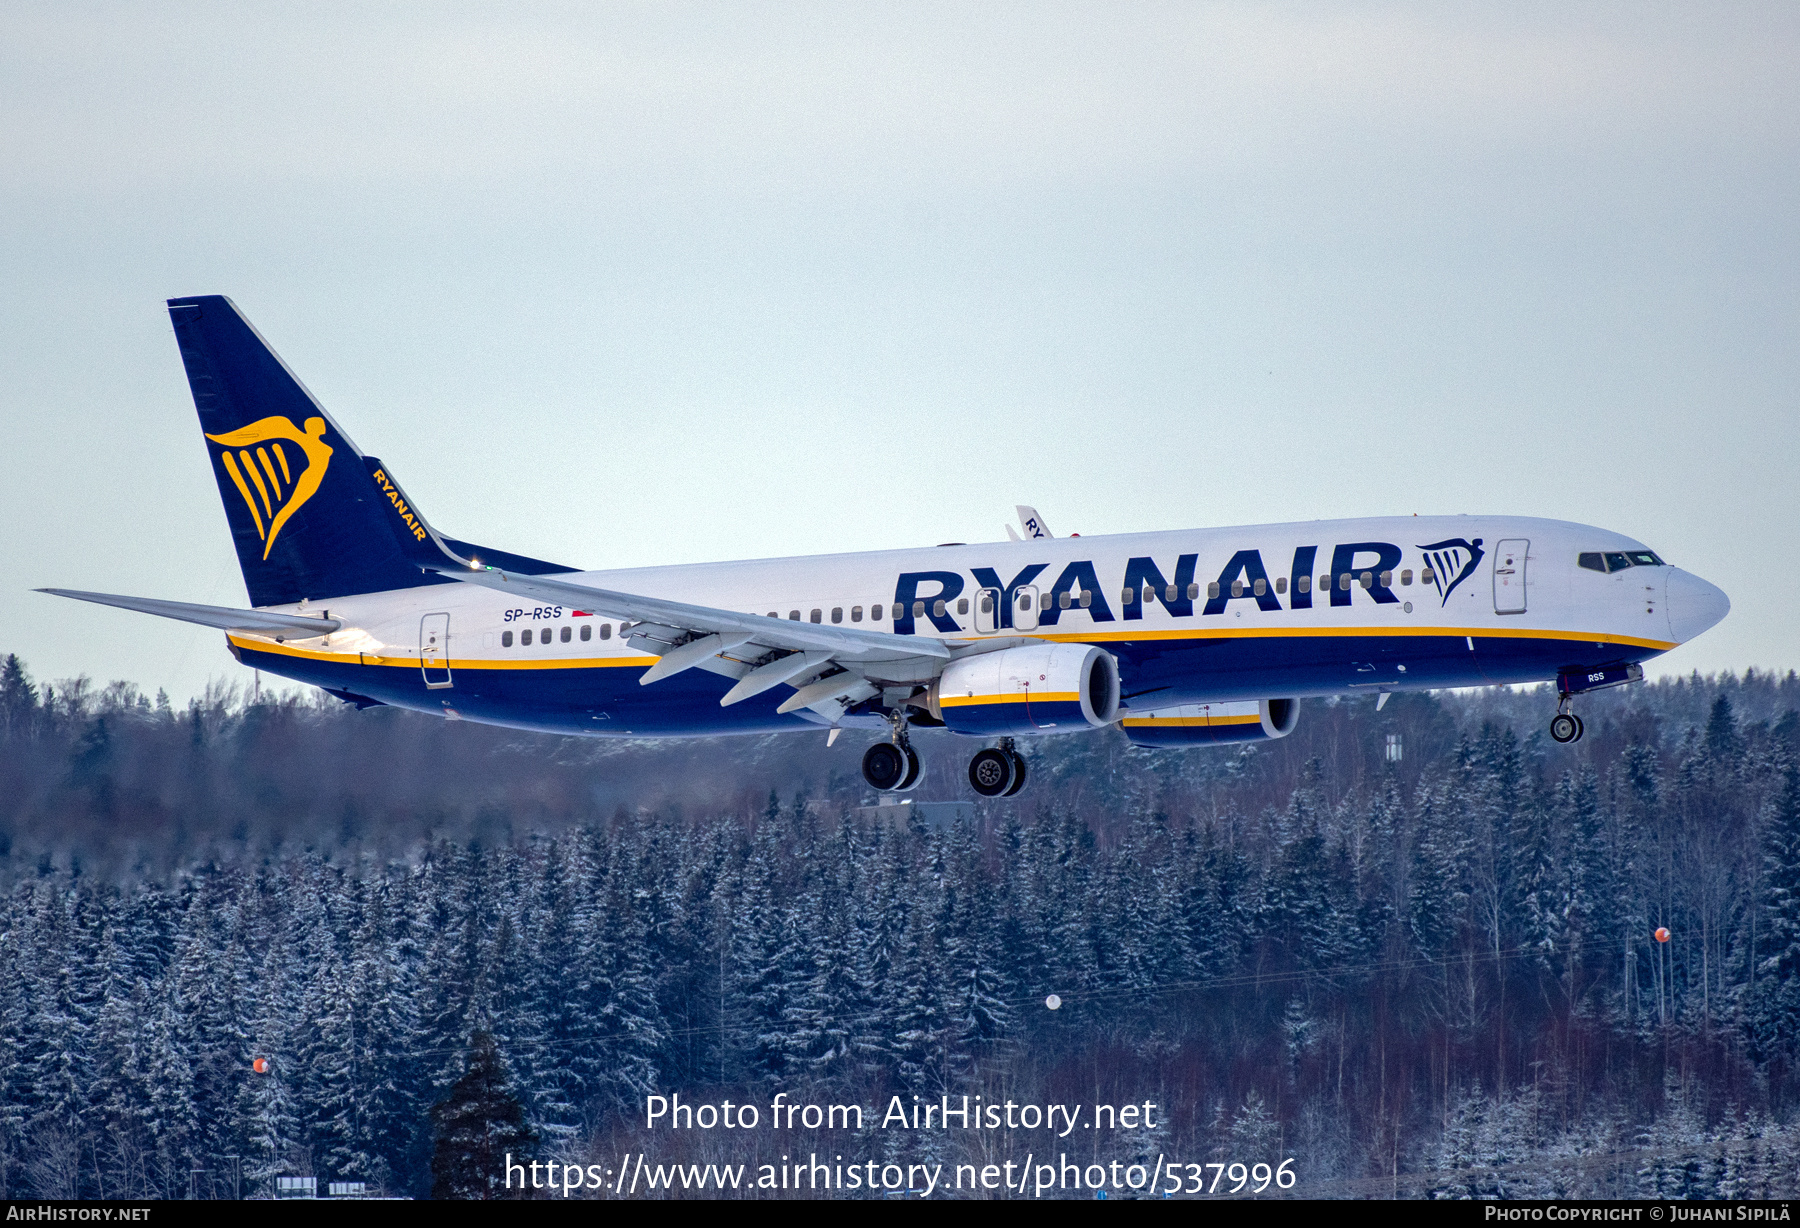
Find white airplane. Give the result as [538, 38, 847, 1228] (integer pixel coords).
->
[41, 296, 1730, 797]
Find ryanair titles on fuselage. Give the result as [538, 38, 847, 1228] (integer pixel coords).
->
[887, 537, 1476, 636]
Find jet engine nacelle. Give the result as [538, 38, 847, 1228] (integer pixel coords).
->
[930, 643, 1120, 736]
[1121, 698, 1299, 748]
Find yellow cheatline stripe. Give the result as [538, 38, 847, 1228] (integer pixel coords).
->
[1024, 625, 1676, 652]
[231, 621, 1676, 670]
[225, 635, 657, 670]
[1121, 713, 1261, 728]
[940, 691, 1081, 708]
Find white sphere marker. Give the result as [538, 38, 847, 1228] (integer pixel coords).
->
[1045, 994, 1062, 1011]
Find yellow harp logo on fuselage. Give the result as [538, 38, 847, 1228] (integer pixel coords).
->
[205, 415, 334, 560]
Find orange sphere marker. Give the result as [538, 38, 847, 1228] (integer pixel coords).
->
[1654, 927, 1670, 944]
[253, 1057, 269, 1074]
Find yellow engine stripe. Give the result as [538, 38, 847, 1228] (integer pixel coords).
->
[1121, 714, 1261, 728]
[940, 690, 1082, 708]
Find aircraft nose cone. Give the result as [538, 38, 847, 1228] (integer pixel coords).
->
[1665, 568, 1730, 644]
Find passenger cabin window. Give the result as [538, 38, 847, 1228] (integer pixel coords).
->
[831, 607, 843, 623]
[1339, 574, 1352, 591]
[1058, 591, 1071, 608]
[1320, 575, 1331, 591]
[1208, 582, 1221, 599]
[789, 610, 801, 620]
[1400, 569, 1413, 585]
[810, 609, 822, 623]
[1296, 576, 1310, 594]
[1018, 593, 1032, 610]
[1230, 580, 1244, 598]
[1276, 577, 1288, 594]
[1421, 568, 1436, 586]
[851, 606, 863, 622]
[521, 628, 533, 645]
[601, 624, 612, 640]
[932, 599, 946, 618]
[501, 630, 513, 647]
[580, 624, 591, 641]
[1360, 571, 1373, 589]
[1253, 578, 1267, 597]
[561, 626, 571, 643]
[1187, 582, 1200, 600]
[1378, 570, 1392, 588]
[871, 604, 885, 620]
[957, 598, 969, 615]
[913, 601, 926, 617]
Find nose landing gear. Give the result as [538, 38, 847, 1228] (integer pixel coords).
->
[968, 738, 1028, 797]
[1550, 698, 1585, 744]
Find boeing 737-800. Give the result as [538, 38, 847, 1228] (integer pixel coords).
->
[40, 296, 1731, 797]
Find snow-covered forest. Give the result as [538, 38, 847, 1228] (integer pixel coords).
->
[0, 652, 1797, 1199]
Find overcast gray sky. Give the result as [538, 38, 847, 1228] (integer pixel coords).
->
[3, 2, 1796, 702]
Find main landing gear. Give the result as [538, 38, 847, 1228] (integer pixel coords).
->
[1550, 697, 1585, 744]
[861, 716, 923, 792]
[859, 720, 1031, 798]
[968, 738, 1028, 798]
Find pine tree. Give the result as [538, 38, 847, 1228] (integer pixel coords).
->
[1748, 767, 1800, 1060]
[429, 1031, 536, 1199]
[0, 654, 36, 741]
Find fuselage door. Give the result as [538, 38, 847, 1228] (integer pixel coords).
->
[1493, 539, 1528, 615]
[974, 587, 1001, 635]
[421, 613, 453, 688]
[1013, 585, 1041, 632]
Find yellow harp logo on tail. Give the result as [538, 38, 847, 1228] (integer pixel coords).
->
[204, 416, 333, 560]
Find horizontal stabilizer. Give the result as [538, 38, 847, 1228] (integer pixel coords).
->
[35, 589, 342, 636]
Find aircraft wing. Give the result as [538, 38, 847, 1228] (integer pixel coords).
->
[436, 566, 950, 661]
[36, 589, 342, 636]
[433, 565, 960, 711]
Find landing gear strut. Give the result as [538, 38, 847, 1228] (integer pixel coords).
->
[1549, 696, 1585, 744]
[968, 738, 1028, 798]
[862, 713, 923, 792]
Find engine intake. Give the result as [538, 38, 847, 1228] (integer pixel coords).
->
[1122, 698, 1298, 748]
[930, 643, 1120, 736]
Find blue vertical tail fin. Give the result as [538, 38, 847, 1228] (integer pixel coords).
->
[168, 295, 568, 606]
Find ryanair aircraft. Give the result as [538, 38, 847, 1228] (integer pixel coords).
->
[41, 297, 1730, 798]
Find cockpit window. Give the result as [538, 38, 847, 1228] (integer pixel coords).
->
[1580, 549, 1666, 574]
